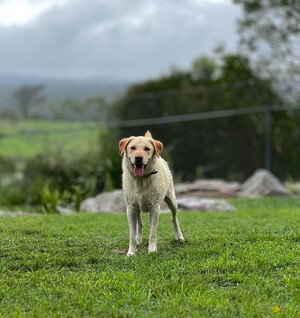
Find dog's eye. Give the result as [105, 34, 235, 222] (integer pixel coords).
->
[144, 147, 150, 151]
[130, 146, 136, 150]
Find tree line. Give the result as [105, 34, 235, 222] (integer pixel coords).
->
[114, 53, 300, 181]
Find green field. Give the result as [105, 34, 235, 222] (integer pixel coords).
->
[0, 198, 299, 317]
[0, 119, 101, 158]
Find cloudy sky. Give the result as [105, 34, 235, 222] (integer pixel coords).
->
[0, 0, 240, 81]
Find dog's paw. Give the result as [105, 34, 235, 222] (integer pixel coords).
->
[176, 235, 185, 242]
[148, 245, 157, 253]
[126, 249, 137, 256]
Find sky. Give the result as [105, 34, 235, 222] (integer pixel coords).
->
[0, 0, 240, 81]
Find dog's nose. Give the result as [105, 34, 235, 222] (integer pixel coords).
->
[135, 156, 143, 163]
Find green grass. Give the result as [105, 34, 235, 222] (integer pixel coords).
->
[0, 119, 100, 158]
[0, 198, 299, 317]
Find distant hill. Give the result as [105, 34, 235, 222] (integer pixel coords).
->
[0, 74, 131, 119]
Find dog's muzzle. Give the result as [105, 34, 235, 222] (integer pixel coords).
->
[132, 156, 147, 177]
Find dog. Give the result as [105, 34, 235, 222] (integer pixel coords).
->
[119, 131, 184, 255]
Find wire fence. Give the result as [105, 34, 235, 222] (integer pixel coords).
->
[1, 104, 300, 173]
[1, 104, 299, 134]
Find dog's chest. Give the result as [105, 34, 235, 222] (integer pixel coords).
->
[123, 176, 162, 210]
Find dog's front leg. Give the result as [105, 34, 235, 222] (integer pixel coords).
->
[148, 204, 160, 253]
[136, 211, 143, 245]
[127, 205, 139, 256]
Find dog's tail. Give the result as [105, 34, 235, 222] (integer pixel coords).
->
[145, 131, 152, 138]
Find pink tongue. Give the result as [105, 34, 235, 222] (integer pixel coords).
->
[134, 166, 144, 177]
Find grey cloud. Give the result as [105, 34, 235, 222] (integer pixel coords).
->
[0, 0, 240, 80]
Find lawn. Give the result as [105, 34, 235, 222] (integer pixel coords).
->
[0, 198, 299, 317]
[0, 119, 100, 158]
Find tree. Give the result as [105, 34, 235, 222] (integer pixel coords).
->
[14, 85, 45, 118]
[114, 53, 285, 181]
[233, 0, 300, 85]
[48, 96, 108, 121]
[191, 56, 218, 82]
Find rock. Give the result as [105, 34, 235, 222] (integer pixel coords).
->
[56, 206, 75, 215]
[80, 189, 126, 213]
[172, 179, 238, 212]
[177, 197, 236, 212]
[80, 177, 241, 214]
[0, 211, 40, 217]
[239, 169, 290, 198]
[285, 181, 300, 195]
[175, 179, 240, 198]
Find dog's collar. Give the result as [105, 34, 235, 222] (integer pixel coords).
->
[145, 170, 158, 177]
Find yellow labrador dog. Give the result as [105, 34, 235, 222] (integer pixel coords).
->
[119, 131, 184, 255]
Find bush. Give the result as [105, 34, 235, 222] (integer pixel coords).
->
[0, 129, 122, 209]
[40, 184, 61, 214]
[0, 156, 16, 174]
[0, 182, 28, 207]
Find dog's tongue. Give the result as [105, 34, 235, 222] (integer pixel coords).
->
[134, 165, 144, 177]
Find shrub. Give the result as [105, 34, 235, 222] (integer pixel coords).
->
[0, 156, 16, 174]
[0, 129, 122, 209]
[40, 184, 61, 214]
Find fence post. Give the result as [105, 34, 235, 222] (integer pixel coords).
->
[264, 106, 272, 171]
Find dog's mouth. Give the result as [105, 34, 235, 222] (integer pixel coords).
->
[131, 162, 147, 177]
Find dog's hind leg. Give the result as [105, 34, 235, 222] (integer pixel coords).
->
[165, 191, 185, 241]
[136, 210, 143, 245]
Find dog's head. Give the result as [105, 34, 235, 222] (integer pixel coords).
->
[119, 131, 163, 177]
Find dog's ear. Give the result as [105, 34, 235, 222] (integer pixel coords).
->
[145, 131, 152, 138]
[119, 138, 131, 155]
[144, 131, 163, 156]
[152, 139, 163, 157]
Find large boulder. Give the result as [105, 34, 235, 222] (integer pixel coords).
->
[177, 197, 236, 212]
[172, 179, 239, 212]
[239, 169, 290, 198]
[80, 189, 126, 213]
[175, 179, 240, 198]
[80, 178, 240, 214]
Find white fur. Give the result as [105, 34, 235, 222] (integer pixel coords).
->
[121, 134, 184, 255]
